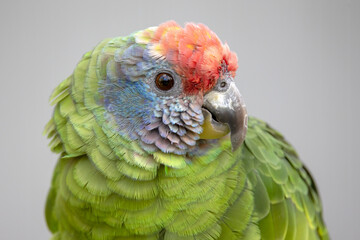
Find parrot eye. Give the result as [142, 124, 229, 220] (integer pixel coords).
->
[155, 72, 175, 91]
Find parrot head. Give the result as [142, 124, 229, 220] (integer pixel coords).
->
[100, 21, 248, 155]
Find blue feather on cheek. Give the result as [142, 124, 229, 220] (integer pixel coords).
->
[102, 76, 159, 139]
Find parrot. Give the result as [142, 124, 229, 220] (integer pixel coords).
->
[45, 21, 329, 240]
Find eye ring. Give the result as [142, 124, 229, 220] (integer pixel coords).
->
[220, 81, 227, 88]
[155, 72, 175, 91]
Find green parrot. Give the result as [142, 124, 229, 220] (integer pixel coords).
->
[45, 21, 329, 240]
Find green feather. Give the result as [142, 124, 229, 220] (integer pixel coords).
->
[89, 148, 122, 181]
[153, 152, 187, 169]
[261, 174, 284, 204]
[73, 158, 111, 197]
[251, 172, 271, 221]
[116, 159, 157, 180]
[49, 76, 71, 106]
[258, 200, 288, 240]
[106, 176, 159, 200]
[284, 200, 297, 240]
[240, 223, 261, 240]
[221, 186, 254, 238]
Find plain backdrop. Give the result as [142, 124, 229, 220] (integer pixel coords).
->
[0, 0, 359, 239]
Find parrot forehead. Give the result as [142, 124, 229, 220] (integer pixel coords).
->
[135, 21, 238, 94]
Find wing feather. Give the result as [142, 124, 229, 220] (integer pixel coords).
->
[244, 117, 329, 240]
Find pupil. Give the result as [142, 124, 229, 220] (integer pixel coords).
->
[156, 73, 174, 91]
[160, 75, 171, 86]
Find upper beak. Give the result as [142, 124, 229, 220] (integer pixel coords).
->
[200, 81, 248, 151]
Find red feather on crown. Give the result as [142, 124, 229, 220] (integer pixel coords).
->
[149, 21, 238, 94]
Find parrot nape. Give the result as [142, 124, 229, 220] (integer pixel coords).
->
[45, 21, 329, 240]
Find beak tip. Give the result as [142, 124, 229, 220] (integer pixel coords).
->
[230, 135, 244, 152]
[230, 114, 248, 152]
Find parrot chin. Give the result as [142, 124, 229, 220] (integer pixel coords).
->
[199, 82, 248, 151]
[199, 108, 230, 139]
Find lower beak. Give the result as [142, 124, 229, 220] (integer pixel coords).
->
[200, 82, 248, 151]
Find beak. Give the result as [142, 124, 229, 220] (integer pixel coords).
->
[200, 81, 248, 151]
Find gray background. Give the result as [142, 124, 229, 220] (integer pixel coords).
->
[0, 0, 359, 239]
